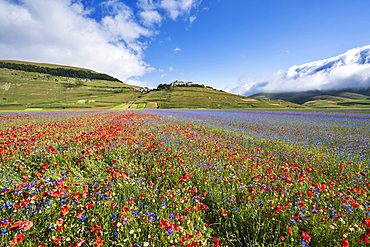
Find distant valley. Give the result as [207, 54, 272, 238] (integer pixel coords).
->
[249, 88, 370, 108]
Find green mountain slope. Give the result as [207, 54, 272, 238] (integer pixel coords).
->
[250, 89, 370, 108]
[0, 60, 120, 82]
[0, 60, 301, 110]
[0, 60, 98, 72]
[132, 85, 301, 109]
[0, 61, 141, 109]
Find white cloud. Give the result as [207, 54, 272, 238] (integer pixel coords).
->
[189, 16, 196, 23]
[169, 66, 174, 71]
[126, 78, 148, 87]
[160, 0, 200, 20]
[138, 0, 201, 21]
[0, 0, 152, 83]
[0, 0, 202, 85]
[173, 47, 181, 53]
[228, 45, 370, 96]
[140, 10, 162, 26]
[161, 73, 168, 78]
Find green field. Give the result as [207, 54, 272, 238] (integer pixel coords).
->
[0, 110, 369, 246]
[133, 86, 301, 109]
[0, 62, 301, 111]
[0, 67, 141, 109]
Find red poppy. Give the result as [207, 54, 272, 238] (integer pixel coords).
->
[93, 236, 103, 247]
[21, 221, 33, 231]
[57, 225, 65, 233]
[8, 220, 33, 231]
[321, 184, 326, 191]
[214, 237, 219, 247]
[61, 204, 70, 216]
[276, 206, 281, 213]
[180, 236, 186, 244]
[74, 192, 82, 199]
[363, 217, 370, 227]
[91, 224, 102, 232]
[221, 208, 227, 216]
[56, 218, 64, 227]
[86, 202, 94, 210]
[308, 191, 313, 198]
[50, 189, 61, 197]
[53, 237, 61, 245]
[302, 231, 311, 243]
[288, 227, 292, 235]
[342, 239, 349, 247]
[76, 211, 83, 218]
[362, 234, 369, 244]
[9, 221, 22, 231]
[12, 233, 25, 243]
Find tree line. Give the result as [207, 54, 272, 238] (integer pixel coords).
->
[0, 62, 121, 82]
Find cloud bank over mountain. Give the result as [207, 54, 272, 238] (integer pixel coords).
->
[228, 45, 370, 96]
[0, 0, 200, 86]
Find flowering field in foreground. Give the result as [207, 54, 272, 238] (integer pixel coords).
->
[0, 110, 369, 247]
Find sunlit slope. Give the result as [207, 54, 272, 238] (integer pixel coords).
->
[0, 64, 140, 109]
[135, 86, 301, 109]
[0, 60, 302, 110]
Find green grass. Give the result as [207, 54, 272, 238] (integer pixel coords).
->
[132, 87, 302, 109]
[110, 103, 127, 110]
[137, 103, 146, 109]
[0, 66, 300, 111]
[0, 68, 141, 109]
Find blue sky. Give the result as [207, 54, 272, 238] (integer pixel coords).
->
[1, 0, 370, 93]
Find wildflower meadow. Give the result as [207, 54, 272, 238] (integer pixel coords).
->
[0, 110, 369, 247]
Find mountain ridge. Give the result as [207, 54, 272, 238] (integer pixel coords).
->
[0, 60, 98, 73]
[250, 88, 370, 108]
